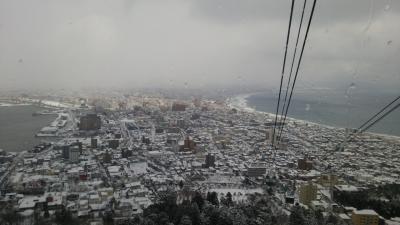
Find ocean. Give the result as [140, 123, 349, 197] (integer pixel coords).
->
[0, 104, 57, 152]
[243, 90, 400, 136]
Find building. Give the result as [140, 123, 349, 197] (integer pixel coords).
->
[69, 146, 80, 162]
[177, 119, 185, 128]
[142, 136, 150, 145]
[180, 136, 196, 152]
[333, 185, 359, 201]
[278, 142, 288, 151]
[299, 182, 318, 206]
[351, 209, 380, 225]
[122, 149, 133, 158]
[204, 153, 215, 168]
[191, 114, 200, 120]
[172, 102, 187, 111]
[298, 157, 313, 170]
[103, 151, 112, 163]
[62, 145, 70, 160]
[247, 164, 267, 177]
[285, 192, 295, 204]
[72, 141, 83, 153]
[91, 138, 98, 148]
[63, 142, 83, 160]
[108, 139, 119, 149]
[317, 174, 339, 187]
[79, 114, 101, 130]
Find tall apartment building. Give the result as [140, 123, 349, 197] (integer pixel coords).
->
[79, 114, 101, 130]
[299, 182, 318, 206]
[351, 209, 379, 225]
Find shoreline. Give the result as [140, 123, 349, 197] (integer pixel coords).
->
[0, 102, 31, 107]
[1, 98, 78, 109]
[0, 104, 58, 152]
[227, 93, 400, 140]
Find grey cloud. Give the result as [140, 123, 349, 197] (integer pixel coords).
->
[190, 0, 400, 26]
[0, 0, 399, 92]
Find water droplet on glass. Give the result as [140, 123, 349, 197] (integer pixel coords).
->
[168, 79, 173, 85]
[345, 83, 356, 99]
[18, 59, 23, 63]
[349, 82, 356, 89]
[384, 4, 390, 11]
[387, 40, 392, 45]
[305, 104, 311, 111]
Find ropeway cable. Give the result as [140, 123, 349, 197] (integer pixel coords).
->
[278, 0, 308, 142]
[271, 0, 296, 148]
[276, 0, 317, 144]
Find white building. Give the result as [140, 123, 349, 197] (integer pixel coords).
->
[69, 146, 80, 162]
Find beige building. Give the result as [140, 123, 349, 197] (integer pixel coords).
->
[317, 174, 339, 187]
[351, 209, 379, 225]
[299, 182, 318, 206]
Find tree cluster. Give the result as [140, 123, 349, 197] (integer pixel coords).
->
[129, 191, 348, 225]
[127, 192, 287, 225]
[334, 183, 400, 219]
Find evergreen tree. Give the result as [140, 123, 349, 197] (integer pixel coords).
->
[289, 206, 307, 225]
[179, 215, 192, 225]
[226, 192, 233, 207]
[189, 203, 201, 225]
[192, 191, 205, 210]
[314, 210, 324, 225]
[207, 192, 219, 206]
[179, 180, 184, 189]
[1, 208, 21, 225]
[55, 208, 77, 225]
[217, 208, 233, 225]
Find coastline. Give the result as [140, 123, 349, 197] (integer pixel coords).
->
[0, 102, 31, 107]
[0, 104, 58, 152]
[1, 98, 78, 109]
[227, 93, 400, 140]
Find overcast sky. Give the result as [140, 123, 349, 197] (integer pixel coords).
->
[0, 0, 399, 91]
